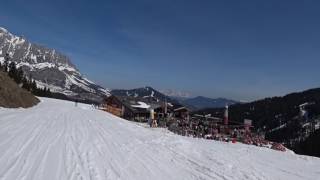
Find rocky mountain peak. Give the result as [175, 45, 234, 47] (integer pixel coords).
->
[0, 27, 110, 102]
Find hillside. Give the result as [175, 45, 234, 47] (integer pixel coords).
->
[197, 88, 320, 155]
[0, 97, 319, 180]
[0, 27, 110, 102]
[0, 71, 39, 108]
[197, 88, 320, 129]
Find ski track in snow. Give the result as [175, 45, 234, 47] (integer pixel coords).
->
[0, 98, 319, 180]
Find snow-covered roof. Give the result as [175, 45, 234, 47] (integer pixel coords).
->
[131, 101, 150, 109]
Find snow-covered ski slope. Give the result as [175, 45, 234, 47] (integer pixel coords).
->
[0, 98, 319, 180]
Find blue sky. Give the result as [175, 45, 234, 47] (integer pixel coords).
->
[1, 0, 320, 101]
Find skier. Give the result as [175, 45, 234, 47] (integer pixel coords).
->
[148, 118, 152, 127]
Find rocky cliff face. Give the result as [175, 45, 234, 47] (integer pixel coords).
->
[0, 27, 110, 102]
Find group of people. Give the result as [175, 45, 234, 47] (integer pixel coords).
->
[151, 116, 287, 152]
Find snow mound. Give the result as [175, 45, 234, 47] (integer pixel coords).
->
[0, 98, 319, 180]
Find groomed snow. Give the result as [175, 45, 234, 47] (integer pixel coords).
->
[0, 98, 319, 180]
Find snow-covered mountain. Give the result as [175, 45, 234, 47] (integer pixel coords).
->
[111, 86, 179, 104]
[0, 27, 110, 102]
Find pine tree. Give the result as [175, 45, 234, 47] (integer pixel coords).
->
[31, 80, 37, 94]
[0, 58, 53, 98]
[16, 68, 24, 84]
[4, 53, 10, 72]
[22, 77, 30, 91]
[8, 62, 17, 81]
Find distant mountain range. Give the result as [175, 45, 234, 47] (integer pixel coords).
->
[0, 27, 241, 106]
[111, 86, 239, 110]
[0, 27, 110, 102]
[173, 96, 239, 110]
[159, 89, 191, 98]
